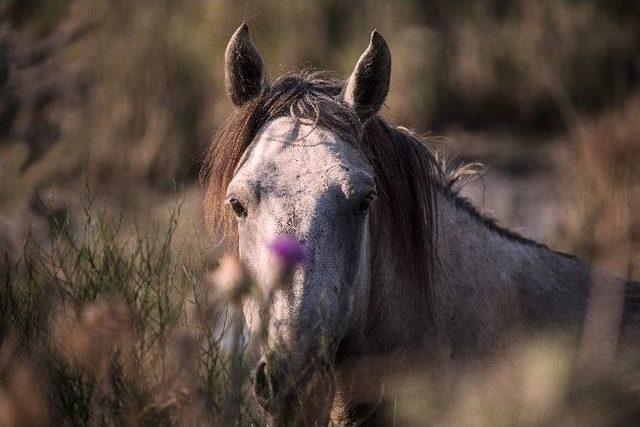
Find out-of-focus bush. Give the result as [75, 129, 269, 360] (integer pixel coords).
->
[0, 199, 238, 425]
[557, 94, 640, 277]
[440, 1, 638, 130]
[0, 1, 220, 208]
[1, 0, 638, 212]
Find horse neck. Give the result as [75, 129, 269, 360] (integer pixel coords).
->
[434, 189, 626, 354]
[359, 203, 443, 357]
[365, 186, 625, 358]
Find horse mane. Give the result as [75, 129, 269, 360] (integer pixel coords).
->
[201, 71, 465, 325]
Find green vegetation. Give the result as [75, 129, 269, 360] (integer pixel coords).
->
[0, 198, 245, 425]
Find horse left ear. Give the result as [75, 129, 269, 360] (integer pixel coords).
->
[341, 30, 391, 122]
[224, 23, 266, 106]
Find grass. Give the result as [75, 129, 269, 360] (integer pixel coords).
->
[556, 94, 640, 278]
[0, 195, 252, 426]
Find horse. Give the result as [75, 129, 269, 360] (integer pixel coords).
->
[202, 23, 640, 425]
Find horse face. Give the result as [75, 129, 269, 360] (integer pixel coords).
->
[227, 116, 375, 418]
[222, 23, 391, 422]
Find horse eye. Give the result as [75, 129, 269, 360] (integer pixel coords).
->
[357, 193, 376, 213]
[359, 199, 372, 212]
[229, 198, 247, 218]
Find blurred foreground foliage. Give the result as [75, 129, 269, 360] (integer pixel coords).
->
[0, 199, 246, 426]
[1, 199, 640, 426]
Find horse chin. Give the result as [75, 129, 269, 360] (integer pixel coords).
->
[272, 374, 334, 426]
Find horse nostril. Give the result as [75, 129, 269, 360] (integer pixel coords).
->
[254, 359, 275, 407]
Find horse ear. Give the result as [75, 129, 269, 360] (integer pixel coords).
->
[341, 31, 391, 122]
[224, 23, 266, 106]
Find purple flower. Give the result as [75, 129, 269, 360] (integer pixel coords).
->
[269, 235, 307, 268]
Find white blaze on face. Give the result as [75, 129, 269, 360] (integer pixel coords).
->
[228, 116, 376, 359]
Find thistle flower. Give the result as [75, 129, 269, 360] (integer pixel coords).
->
[269, 235, 307, 266]
[269, 235, 307, 286]
[207, 254, 252, 305]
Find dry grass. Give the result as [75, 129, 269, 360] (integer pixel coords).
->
[0, 198, 244, 426]
[557, 94, 640, 278]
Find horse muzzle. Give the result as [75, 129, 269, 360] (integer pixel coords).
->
[253, 354, 335, 424]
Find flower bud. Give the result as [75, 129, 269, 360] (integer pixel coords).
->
[208, 254, 252, 305]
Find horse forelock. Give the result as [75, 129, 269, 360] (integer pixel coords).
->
[201, 71, 457, 325]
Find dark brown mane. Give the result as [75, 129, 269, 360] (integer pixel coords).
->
[201, 71, 445, 322]
[360, 118, 441, 325]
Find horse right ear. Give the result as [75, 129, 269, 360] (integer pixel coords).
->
[224, 23, 266, 106]
[341, 30, 391, 122]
